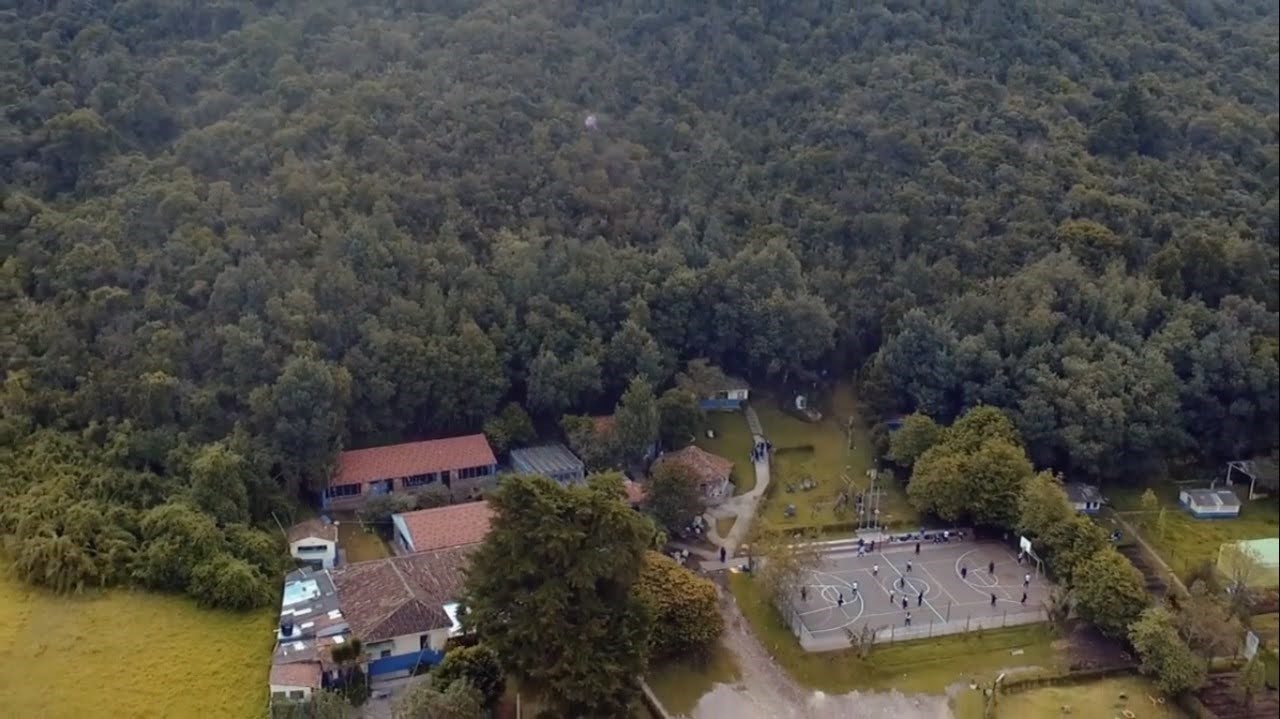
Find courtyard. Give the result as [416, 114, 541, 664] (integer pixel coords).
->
[784, 539, 1053, 651]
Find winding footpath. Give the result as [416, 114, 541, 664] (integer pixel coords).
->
[702, 405, 772, 560]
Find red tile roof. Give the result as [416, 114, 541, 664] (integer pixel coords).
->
[269, 661, 322, 689]
[332, 435, 496, 488]
[590, 415, 617, 436]
[622, 480, 647, 506]
[396, 501, 494, 553]
[286, 518, 338, 544]
[654, 446, 733, 487]
[329, 546, 473, 642]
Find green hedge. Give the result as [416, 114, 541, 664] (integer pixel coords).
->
[998, 664, 1139, 696]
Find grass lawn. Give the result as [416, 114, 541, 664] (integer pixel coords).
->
[756, 383, 917, 532]
[728, 571, 1061, 694]
[645, 640, 741, 716]
[716, 516, 737, 538]
[695, 411, 756, 495]
[995, 676, 1185, 719]
[1107, 483, 1280, 582]
[0, 566, 275, 718]
[337, 516, 392, 563]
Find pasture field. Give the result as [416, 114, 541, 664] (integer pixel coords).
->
[0, 566, 275, 719]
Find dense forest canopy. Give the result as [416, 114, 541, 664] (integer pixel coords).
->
[1, 1, 1277, 604]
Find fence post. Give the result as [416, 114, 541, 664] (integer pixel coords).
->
[890, 625, 895, 643]
[947, 601, 952, 622]
[1002, 610, 1007, 627]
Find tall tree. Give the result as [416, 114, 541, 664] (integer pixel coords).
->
[635, 552, 724, 659]
[464, 475, 653, 717]
[887, 412, 942, 468]
[1071, 549, 1149, 639]
[613, 377, 659, 463]
[656, 388, 703, 449]
[1130, 607, 1206, 695]
[645, 461, 705, 536]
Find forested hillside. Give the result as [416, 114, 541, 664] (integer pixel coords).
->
[1, 0, 1277, 605]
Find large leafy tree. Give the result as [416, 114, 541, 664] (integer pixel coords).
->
[656, 388, 703, 449]
[907, 407, 1033, 529]
[635, 552, 724, 659]
[434, 645, 505, 708]
[887, 412, 942, 468]
[1071, 549, 1150, 639]
[644, 461, 705, 536]
[1130, 607, 1207, 695]
[613, 377, 660, 463]
[464, 474, 653, 717]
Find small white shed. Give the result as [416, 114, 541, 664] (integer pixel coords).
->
[287, 519, 339, 569]
[1179, 488, 1242, 519]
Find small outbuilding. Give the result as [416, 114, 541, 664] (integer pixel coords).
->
[1179, 487, 1242, 519]
[1063, 483, 1104, 515]
[287, 518, 339, 569]
[509, 444, 586, 484]
[652, 445, 734, 504]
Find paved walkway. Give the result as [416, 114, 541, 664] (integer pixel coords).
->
[703, 405, 772, 558]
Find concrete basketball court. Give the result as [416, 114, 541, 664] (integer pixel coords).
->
[786, 539, 1052, 651]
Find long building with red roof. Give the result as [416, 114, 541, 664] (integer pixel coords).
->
[323, 434, 498, 510]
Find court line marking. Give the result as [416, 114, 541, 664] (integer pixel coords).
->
[954, 548, 1018, 600]
[880, 553, 945, 623]
[918, 562, 962, 608]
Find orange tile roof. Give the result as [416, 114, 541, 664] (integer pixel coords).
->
[286, 518, 338, 544]
[396, 501, 494, 553]
[590, 415, 617, 435]
[332, 435, 496, 487]
[654, 446, 733, 486]
[623, 480, 647, 505]
[330, 546, 473, 642]
[269, 660, 322, 689]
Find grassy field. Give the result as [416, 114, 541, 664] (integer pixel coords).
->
[756, 384, 917, 531]
[728, 571, 1061, 694]
[337, 516, 392, 563]
[645, 640, 741, 716]
[695, 411, 756, 495]
[1107, 483, 1280, 582]
[0, 567, 275, 718]
[995, 676, 1185, 719]
[716, 516, 737, 538]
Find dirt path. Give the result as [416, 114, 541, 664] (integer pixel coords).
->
[682, 587, 953, 719]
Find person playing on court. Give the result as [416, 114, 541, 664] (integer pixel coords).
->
[1021, 592, 1027, 605]
[901, 597, 908, 610]
[915, 541, 921, 554]
[961, 565, 968, 579]
[801, 585, 808, 602]
[838, 591, 844, 607]
[988, 560, 995, 576]
[1023, 572, 1031, 588]
[990, 593, 997, 606]
[852, 581, 859, 596]
[905, 611, 912, 626]
[873, 563, 879, 576]
[889, 591, 895, 605]
[917, 590, 924, 607]
[906, 560, 912, 573]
